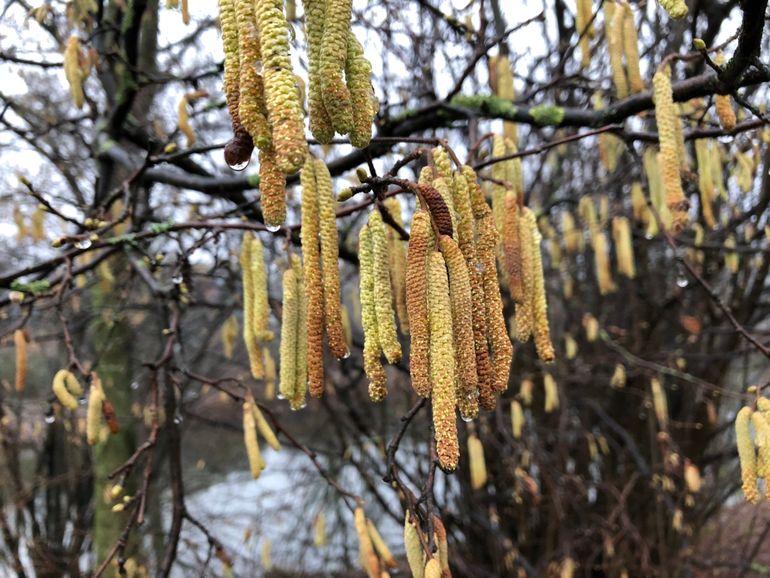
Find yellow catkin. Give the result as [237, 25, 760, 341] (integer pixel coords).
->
[612, 216, 636, 278]
[515, 209, 535, 342]
[243, 398, 263, 479]
[346, 34, 376, 148]
[502, 191, 523, 302]
[565, 334, 578, 360]
[428, 252, 459, 470]
[631, 181, 647, 224]
[439, 235, 479, 420]
[251, 403, 280, 450]
[292, 253, 309, 410]
[684, 461, 702, 493]
[367, 520, 396, 569]
[369, 211, 402, 364]
[259, 150, 287, 228]
[462, 165, 491, 221]
[385, 198, 409, 334]
[302, 0, 334, 142]
[404, 512, 426, 578]
[715, 94, 736, 132]
[250, 235, 274, 343]
[658, 0, 688, 19]
[63, 35, 86, 108]
[610, 363, 626, 388]
[355, 508, 380, 578]
[526, 210, 554, 362]
[494, 56, 518, 142]
[86, 374, 105, 446]
[263, 349, 276, 399]
[468, 433, 487, 489]
[478, 214, 513, 404]
[575, 0, 593, 68]
[622, 3, 644, 93]
[254, 0, 308, 173]
[178, 95, 195, 146]
[319, 0, 353, 134]
[694, 139, 716, 228]
[432, 516, 451, 577]
[301, 159, 326, 397]
[592, 230, 616, 295]
[710, 141, 726, 200]
[491, 136, 508, 233]
[52, 369, 80, 410]
[425, 559, 442, 578]
[561, 558, 577, 578]
[562, 211, 582, 253]
[279, 262, 298, 405]
[222, 314, 238, 360]
[240, 235, 265, 379]
[651, 377, 668, 430]
[314, 511, 326, 546]
[736, 406, 759, 503]
[520, 379, 533, 406]
[359, 224, 388, 401]
[544, 373, 559, 413]
[653, 66, 688, 231]
[315, 159, 349, 359]
[406, 211, 432, 398]
[606, 1, 628, 99]
[14, 329, 27, 393]
[511, 400, 524, 439]
[453, 172, 493, 401]
[724, 235, 738, 273]
[234, 0, 271, 148]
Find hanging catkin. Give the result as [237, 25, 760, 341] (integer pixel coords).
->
[259, 150, 287, 228]
[515, 208, 535, 342]
[367, 520, 396, 569]
[428, 252, 459, 470]
[250, 235, 274, 343]
[736, 406, 759, 503]
[511, 400, 524, 439]
[439, 235, 479, 420]
[658, 0, 688, 19]
[714, 54, 737, 132]
[63, 35, 86, 109]
[404, 512, 426, 578]
[292, 255, 309, 409]
[346, 33, 375, 148]
[575, 0, 594, 68]
[359, 224, 388, 401]
[355, 509, 380, 578]
[254, 0, 308, 174]
[651, 377, 668, 430]
[592, 229, 616, 295]
[319, 0, 353, 134]
[52, 369, 80, 410]
[300, 159, 326, 397]
[243, 397, 263, 479]
[612, 216, 636, 278]
[653, 65, 688, 231]
[301, 0, 334, 142]
[502, 191, 523, 303]
[418, 182, 454, 237]
[315, 159, 349, 359]
[385, 197, 409, 334]
[605, 1, 628, 99]
[86, 374, 105, 446]
[621, 2, 644, 93]
[528, 212, 555, 362]
[252, 403, 281, 450]
[406, 211, 432, 398]
[432, 516, 451, 577]
[477, 214, 513, 401]
[369, 211, 402, 364]
[544, 373, 559, 413]
[240, 235, 265, 379]
[468, 433, 488, 489]
[14, 329, 26, 392]
[695, 138, 716, 229]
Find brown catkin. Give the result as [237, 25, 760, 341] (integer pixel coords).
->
[736, 406, 759, 503]
[502, 191, 523, 302]
[14, 329, 27, 392]
[406, 211, 432, 398]
[478, 214, 513, 401]
[315, 159, 349, 359]
[385, 197, 409, 334]
[527, 211, 555, 362]
[359, 224, 388, 401]
[417, 183, 454, 238]
[432, 177, 457, 241]
[259, 150, 287, 228]
[653, 65, 688, 231]
[515, 208, 535, 342]
[369, 211, 402, 364]
[300, 159, 326, 397]
[439, 235, 479, 420]
[428, 252, 459, 470]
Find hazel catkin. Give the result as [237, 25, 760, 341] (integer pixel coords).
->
[736, 406, 759, 503]
[346, 34, 375, 148]
[527, 212, 555, 362]
[302, 0, 334, 142]
[14, 329, 26, 393]
[359, 224, 388, 401]
[406, 211, 432, 398]
[369, 211, 402, 364]
[319, 0, 353, 134]
[52, 369, 80, 410]
[279, 268, 299, 403]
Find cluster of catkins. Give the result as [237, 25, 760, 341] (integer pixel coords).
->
[353, 507, 398, 578]
[604, 0, 644, 98]
[242, 393, 281, 479]
[49, 369, 119, 445]
[736, 398, 770, 504]
[404, 511, 452, 578]
[219, 0, 376, 228]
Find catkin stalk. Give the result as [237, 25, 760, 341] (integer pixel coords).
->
[428, 252, 459, 470]
[406, 211, 432, 398]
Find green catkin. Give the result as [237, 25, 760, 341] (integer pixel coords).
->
[428, 252, 459, 470]
[736, 407, 759, 503]
[658, 0, 688, 19]
[369, 211, 402, 364]
[300, 159, 326, 398]
[234, 0, 271, 148]
[315, 159, 349, 359]
[255, 0, 308, 174]
[439, 235, 479, 420]
[406, 211, 432, 398]
[279, 267, 298, 403]
[359, 224, 388, 401]
[291, 255, 309, 409]
[478, 213, 513, 402]
[319, 0, 353, 134]
[259, 150, 287, 228]
[462, 165, 491, 220]
[301, 0, 334, 143]
[345, 33, 375, 148]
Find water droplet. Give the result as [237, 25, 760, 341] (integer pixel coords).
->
[341, 350, 351, 360]
[644, 233, 654, 240]
[460, 413, 474, 423]
[173, 413, 183, 425]
[79, 396, 87, 406]
[45, 414, 55, 424]
[172, 275, 183, 285]
[228, 159, 250, 171]
[130, 381, 140, 390]
[276, 391, 285, 400]
[75, 238, 92, 249]
[265, 223, 281, 232]
[676, 276, 689, 288]
[291, 401, 307, 411]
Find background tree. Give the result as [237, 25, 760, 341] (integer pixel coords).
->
[1, 0, 769, 576]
